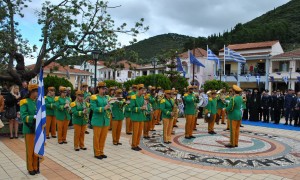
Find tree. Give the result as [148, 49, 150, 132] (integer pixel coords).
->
[203, 80, 229, 93]
[123, 74, 171, 90]
[104, 80, 122, 88]
[44, 75, 73, 94]
[0, 0, 148, 85]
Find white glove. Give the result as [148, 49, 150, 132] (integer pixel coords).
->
[207, 113, 210, 118]
[222, 108, 225, 111]
[34, 115, 36, 119]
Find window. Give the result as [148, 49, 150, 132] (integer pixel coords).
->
[279, 62, 289, 72]
[128, 71, 132, 78]
[143, 71, 147, 76]
[117, 71, 120, 77]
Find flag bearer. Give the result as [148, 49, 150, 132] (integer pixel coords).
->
[20, 84, 39, 175]
[206, 90, 217, 134]
[124, 95, 132, 135]
[130, 84, 147, 151]
[160, 90, 174, 144]
[111, 89, 125, 145]
[45, 87, 56, 139]
[70, 90, 90, 151]
[225, 85, 243, 148]
[55, 87, 71, 144]
[143, 94, 152, 139]
[90, 82, 110, 159]
[183, 86, 199, 139]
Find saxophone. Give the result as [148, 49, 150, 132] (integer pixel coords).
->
[172, 98, 179, 120]
[82, 99, 89, 121]
[65, 99, 71, 113]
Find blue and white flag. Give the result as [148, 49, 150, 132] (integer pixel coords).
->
[224, 47, 246, 64]
[190, 51, 205, 67]
[269, 76, 275, 82]
[297, 76, 300, 83]
[256, 75, 260, 85]
[223, 75, 227, 82]
[207, 48, 220, 69]
[176, 56, 186, 74]
[283, 76, 288, 84]
[245, 74, 250, 81]
[34, 68, 46, 157]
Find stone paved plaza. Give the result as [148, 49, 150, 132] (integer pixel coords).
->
[1, 118, 300, 180]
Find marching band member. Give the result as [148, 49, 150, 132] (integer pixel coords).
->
[155, 86, 163, 125]
[81, 82, 91, 134]
[225, 85, 243, 148]
[124, 95, 133, 135]
[224, 89, 234, 131]
[90, 82, 110, 159]
[129, 85, 138, 96]
[149, 87, 159, 131]
[143, 94, 152, 139]
[193, 85, 199, 130]
[206, 90, 217, 134]
[108, 87, 115, 131]
[172, 90, 179, 128]
[217, 89, 226, 125]
[55, 86, 71, 144]
[183, 85, 199, 139]
[111, 89, 125, 145]
[45, 87, 56, 139]
[130, 84, 147, 151]
[160, 90, 174, 144]
[70, 90, 90, 151]
[20, 84, 39, 175]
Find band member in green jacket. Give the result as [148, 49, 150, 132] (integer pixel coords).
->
[90, 82, 110, 159]
[70, 90, 90, 151]
[20, 84, 39, 175]
[217, 89, 227, 125]
[130, 84, 147, 151]
[160, 90, 174, 144]
[81, 82, 91, 134]
[111, 89, 125, 145]
[206, 90, 217, 134]
[149, 87, 159, 131]
[45, 87, 56, 139]
[55, 86, 71, 144]
[124, 95, 132, 135]
[225, 85, 243, 148]
[143, 94, 152, 139]
[183, 86, 199, 139]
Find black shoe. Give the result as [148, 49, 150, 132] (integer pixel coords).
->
[117, 143, 122, 145]
[136, 146, 142, 151]
[46, 137, 50, 139]
[168, 141, 172, 144]
[131, 147, 139, 151]
[95, 156, 103, 159]
[185, 136, 191, 139]
[196, 123, 199, 125]
[221, 123, 226, 125]
[10, 137, 14, 139]
[113, 143, 118, 146]
[52, 136, 57, 138]
[126, 133, 133, 135]
[85, 131, 89, 134]
[164, 142, 168, 144]
[80, 147, 87, 150]
[63, 141, 68, 144]
[177, 120, 179, 122]
[173, 125, 178, 128]
[212, 131, 217, 134]
[28, 171, 36, 176]
[101, 155, 107, 158]
[190, 136, 196, 138]
[59, 142, 64, 144]
[235, 145, 238, 147]
[208, 132, 214, 135]
[225, 144, 234, 148]
[223, 128, 229, 131]
[284, 122, 288, 125]
[193, 129, 197, 131]
[75, 149, 80, 151]
[240, 125, 244, 127]
[35, 170, 40, 174]
[143, 136, 150, 139]
[14, 136, 18, 139]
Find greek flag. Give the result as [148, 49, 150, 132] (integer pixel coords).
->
[189, 51, 205, 67]
[245, 74, 250, 81]
[34, 68, 46, 157]
[223, 75, 227, 82]
[269, 76, 275, 82]
[297, 76, 300, 83]
[256, 75, 260, 85]
[176, 56, 186, 73]
[225, 47, 246, 64]
[207, 48, 220, 69]
[283, 76, 288, 84]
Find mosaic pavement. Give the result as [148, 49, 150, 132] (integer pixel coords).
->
[141, 128, 300, 170]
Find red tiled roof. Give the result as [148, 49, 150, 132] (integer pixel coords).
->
[219, 41, 279, 52]
[179, 48, 207, 59]
[272, 48, 300, 58]
[86, 60, 105, 66]
[27, 62, 92, 75]
[102, 60, 140, 69]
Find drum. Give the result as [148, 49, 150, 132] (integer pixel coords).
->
[200, 94, 208, 107]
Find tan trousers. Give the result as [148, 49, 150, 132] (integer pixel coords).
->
[155, 110, 162, 124]
[57, 120, 70, 143]
[112, 120, 123, 144]
[193, 114, 198, 129]
[185, 115, 194, 137]
[74, 124, 86, 149]
[208, 115, 216, 132]
[25, 134, 39, 172]
[143, 121, 151, 137]
[125, 117, 132, 133]
[227, 118, 230, 129]
[93, 126, 109, 156]
[230, 120, 241, 146]
[109, 116, 112, 130]
[151, 109, 160, 129]
[46, 115, 56, 137]
[132, 121, 144, 147]
[163, 118, 174, 142]
[217, 109, 226, 124]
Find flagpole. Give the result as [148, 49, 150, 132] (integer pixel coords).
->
[192, 40, 195, 85]
[223, 45, 226, 76]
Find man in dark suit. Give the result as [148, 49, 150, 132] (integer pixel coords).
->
[272, 90, 284, 124]
[261, 91, 271, 123]
[249, 89, 261, 122]
[284, 89, 296, 125]
[294, 91, 300, 127]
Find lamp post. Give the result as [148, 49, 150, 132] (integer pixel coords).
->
[151, 57, 158, 87]
[92, 50, 100, 90]
[289, 67, 293, 89]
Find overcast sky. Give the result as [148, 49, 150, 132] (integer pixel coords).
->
[19, 0, 289, 65]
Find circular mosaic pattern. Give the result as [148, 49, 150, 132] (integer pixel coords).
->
[141, 128, 300, 170]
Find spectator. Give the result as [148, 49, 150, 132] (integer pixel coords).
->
[0, 86, 4, 120]
[122, 88, 128, 99]
[20, 81, 29, 99]
[5, 85, 21, 139]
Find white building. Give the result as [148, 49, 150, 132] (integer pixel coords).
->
[79, 60, 106, 87]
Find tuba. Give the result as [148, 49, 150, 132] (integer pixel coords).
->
[217, 89, 226, 102]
